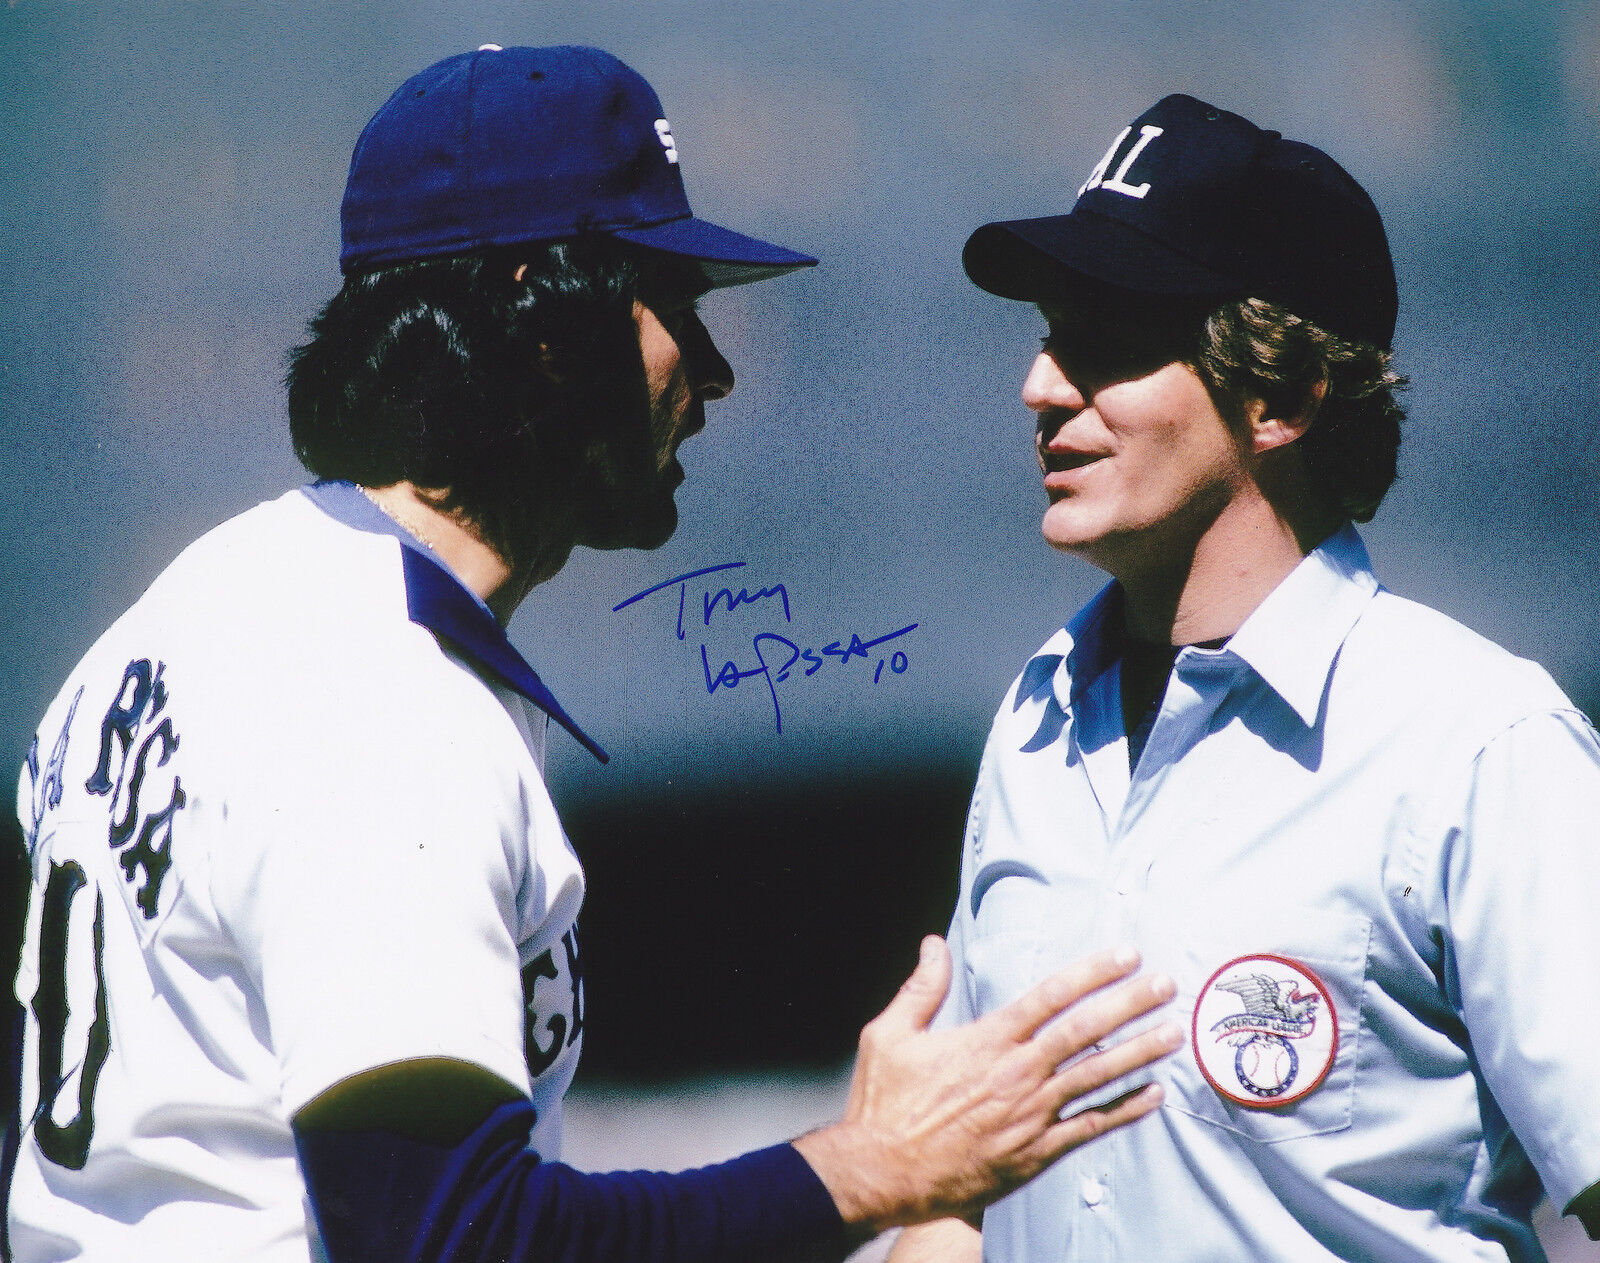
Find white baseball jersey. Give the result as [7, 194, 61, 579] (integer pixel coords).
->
[8, 484, 594, 1262]
[943, 524, 1600, 1262]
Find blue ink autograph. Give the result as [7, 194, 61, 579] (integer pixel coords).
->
[613, 562, 919, 734]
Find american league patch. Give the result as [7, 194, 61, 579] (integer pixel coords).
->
[1193, 954, 1338, 1109]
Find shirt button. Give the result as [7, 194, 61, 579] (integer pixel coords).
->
[1080, 1176, 1105, 1207]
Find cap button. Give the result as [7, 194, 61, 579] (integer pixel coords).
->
[1204, 108, 1220, 121]
[478, 43, 503, 52]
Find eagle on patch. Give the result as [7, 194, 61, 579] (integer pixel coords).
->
[1213, 972, 1322, 1037]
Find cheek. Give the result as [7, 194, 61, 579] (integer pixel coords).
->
[1126, 431, 1239, 515]
[634, 303, 687, 401]
[647, 384, 690, 469]
[1177, 415, 1249, 487]
[1127, 381, 1243, 484]
[646, 350, 681, 401]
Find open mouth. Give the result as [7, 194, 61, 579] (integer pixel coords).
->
[1046, 451, 1103, 473]
[1041, 452, 1109, 502]
[1043, 451, 1106, 483]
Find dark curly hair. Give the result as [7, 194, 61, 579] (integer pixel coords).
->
[1190, 298, 1407, 523]
[286, 237, 697, 562]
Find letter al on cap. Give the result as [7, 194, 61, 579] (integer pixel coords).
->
[1192, 953, 1338, 1109]
[1077, 124, 1164, 199]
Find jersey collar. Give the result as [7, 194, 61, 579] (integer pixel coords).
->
[1224, 522, 1380, 727]
[1008, 586, 1121, 754]
[1042, 523, 1380, 732]
[300, 480, 609, 764]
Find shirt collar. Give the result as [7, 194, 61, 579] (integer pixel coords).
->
[1043, 582, 1124, 716]
[1224, 522, 1380, 727]
[1048, 523, 1379, 730]
[300, 480, 609, 764]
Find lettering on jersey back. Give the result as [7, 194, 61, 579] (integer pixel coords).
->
[26, 686, 83, 839]
[84, 658, 188, 919]
[522, 924, 584, 1078]
[31, 858, 111, 1170]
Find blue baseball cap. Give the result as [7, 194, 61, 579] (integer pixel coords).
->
[341, 44, 816, 287]
[963, 94, 1397, 349]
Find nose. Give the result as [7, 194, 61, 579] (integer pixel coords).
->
[1021, 349, 1086, 416]
[681, 312, 734, 402]
[1025, 349, 1090, 459]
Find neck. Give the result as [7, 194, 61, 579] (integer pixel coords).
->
[1114, 489, 1333, 645]
[360, 482, 567, 623]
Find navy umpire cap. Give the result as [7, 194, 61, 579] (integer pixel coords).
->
[341, 44, 816, 287]
[963, 94, 1398, 349]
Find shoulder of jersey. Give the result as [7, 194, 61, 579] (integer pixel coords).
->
[59, 491, 480, 745]
[1345, 588, 1574, 729]
[145, 491, 404, 635]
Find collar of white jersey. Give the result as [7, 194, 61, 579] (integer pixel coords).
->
[300, 480, 609, 764]
[1043, 522, 1380, 730]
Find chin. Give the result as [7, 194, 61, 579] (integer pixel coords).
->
[1042, 513, 1136, 577]
[627, 506, 678, 551]
[583, 497, 679, 552]
[1041, 504, 1100, 554]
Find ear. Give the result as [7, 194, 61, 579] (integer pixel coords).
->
[1246, 377, 1328, 455]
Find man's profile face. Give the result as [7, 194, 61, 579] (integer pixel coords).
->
[1027, 301, 1249, 578]
[575, 292, 733, 553]
[638, 296, 733, 484]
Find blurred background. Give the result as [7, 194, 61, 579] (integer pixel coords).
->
[4, 1, 1598, 1256]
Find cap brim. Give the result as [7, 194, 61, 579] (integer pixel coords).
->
[613, 215, 816, 289]
[963, 211, 1242, 305]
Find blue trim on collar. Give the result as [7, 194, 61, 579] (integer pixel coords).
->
[399, 550, 609, 763]
[300, 481, 609, 764]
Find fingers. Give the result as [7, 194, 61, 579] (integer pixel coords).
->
[868, 936, 954, 1039]
[1030, 970, 1176, 1067]
[1040, 1081, 1165, 1159]
[988, 945, 1144, 1042]
[1049, 1019, 1185, 1107]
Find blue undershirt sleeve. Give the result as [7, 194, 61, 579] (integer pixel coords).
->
[294, 1100, 850, 1263]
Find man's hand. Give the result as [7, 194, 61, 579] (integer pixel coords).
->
[792, 937, 1178, 1236]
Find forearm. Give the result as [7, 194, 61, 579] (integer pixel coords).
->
[296, 1101, 851, 1263]
[293, 939, 1177, 1260]
[885, 1218, 982, 1263]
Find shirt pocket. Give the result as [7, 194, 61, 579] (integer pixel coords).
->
[963, 854, 1061, 1016]
[1160, 907, 1372, 1143]
[965, 927, 1047, 1019]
